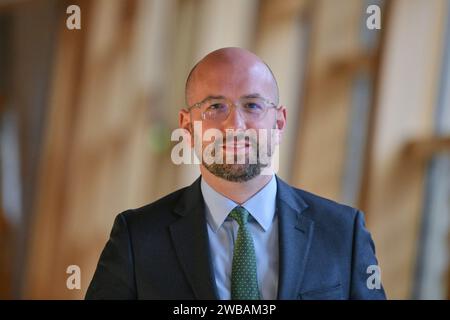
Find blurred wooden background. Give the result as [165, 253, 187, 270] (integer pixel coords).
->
[0, 0, 449, 299]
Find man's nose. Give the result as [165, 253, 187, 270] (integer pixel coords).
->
[223, 105, 246, 130]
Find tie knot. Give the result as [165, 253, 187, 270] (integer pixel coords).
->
[229, 206, 250, 226]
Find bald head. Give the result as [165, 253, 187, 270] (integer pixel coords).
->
[185, 47, 279, 106]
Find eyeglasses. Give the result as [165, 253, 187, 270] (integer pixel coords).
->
[187, 96, 279, 122]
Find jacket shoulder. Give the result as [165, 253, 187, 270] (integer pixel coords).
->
[288, 185, 360, 230]
[119, 184, 190, 229]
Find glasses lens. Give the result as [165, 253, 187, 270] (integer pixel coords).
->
[202, 98, 273, 121]
[241, 98, 268, 115]
[203, 100, 229, 121]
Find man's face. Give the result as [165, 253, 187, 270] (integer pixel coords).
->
[181, 50, 286, 182]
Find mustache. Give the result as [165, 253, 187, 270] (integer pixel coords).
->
[219, 130, 259, 146]
[214, 136, 258, 147]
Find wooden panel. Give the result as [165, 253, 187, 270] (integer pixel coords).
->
[254, 0, 309, 181]
[24, 0, 178, 299]
[23, 0, 89, 298]
[364, 0, 448, 299]
[292, 0, 366, 200]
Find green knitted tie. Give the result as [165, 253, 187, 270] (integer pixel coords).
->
[229, 206, 261, 300]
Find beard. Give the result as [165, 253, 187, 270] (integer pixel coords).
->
[204, 162, 264, 182]
[201, 134, 275, 182]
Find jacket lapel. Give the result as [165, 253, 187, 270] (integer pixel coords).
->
[169, 177, 218, 299]
[276, 177, 314, 299]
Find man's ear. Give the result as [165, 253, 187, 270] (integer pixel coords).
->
[275, 106, 287, 142]
[179, 109, 194, 147]
[179, 109, 191, 131]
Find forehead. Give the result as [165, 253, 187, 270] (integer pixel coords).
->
[188, 60, 276, 102]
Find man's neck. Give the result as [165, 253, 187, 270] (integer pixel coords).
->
[200, 166, 274, 204]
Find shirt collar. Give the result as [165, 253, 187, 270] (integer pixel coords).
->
[201, 175, 277, 233]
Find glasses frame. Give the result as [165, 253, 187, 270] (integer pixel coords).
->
[186, 96, 280, 122]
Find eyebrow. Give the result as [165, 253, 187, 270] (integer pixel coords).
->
[197, 95, 226, 104]
[198, 93, 264, 103]
[189, 93, 269, 109]
[241, 93, 264, 99]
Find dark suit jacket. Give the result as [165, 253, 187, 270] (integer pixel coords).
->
[86, 176, 386, 299]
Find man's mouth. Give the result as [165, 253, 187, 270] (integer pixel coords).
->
[220, 142, 251, 153]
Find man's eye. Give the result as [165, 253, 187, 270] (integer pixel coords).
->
[208, 103, 226, 111]
[245, 103, 263, 111]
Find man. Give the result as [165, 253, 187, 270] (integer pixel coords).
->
[86, 47, 386, 300]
